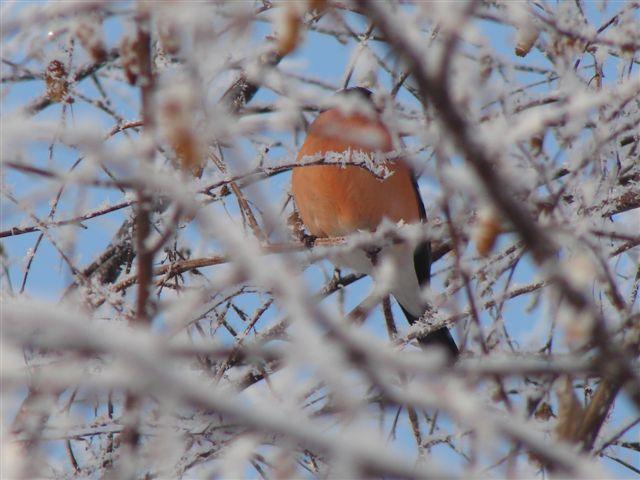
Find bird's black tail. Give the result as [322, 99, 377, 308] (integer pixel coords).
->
[400, 306, 459, 360]
[402, 185, 458, 359]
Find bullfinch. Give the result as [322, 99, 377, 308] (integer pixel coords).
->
[291, 87, 458, 358]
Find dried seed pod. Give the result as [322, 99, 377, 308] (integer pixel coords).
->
[45, 59, 68, 102]
[530, 133, 544, 155]
[534, 401, 554, 421]
[160, 96, 204, 178]
[515, 21, 539, 57]
[287, 209, 306, 241]
[75, 15, 107, 63]
[554, 377, 584, 442]
[172, 127, 203, 177]
[273, 449, 296, 479]
[549, 34, 585, 60]
[474, 208, 502, 257]
[560, 307, 593, 347]
[157, 18, 180, 55]
[120, 35, 139, 85]
[277, 3, 303, 56]
[308, 0, 327, 13]
[479, 54, 493, 82]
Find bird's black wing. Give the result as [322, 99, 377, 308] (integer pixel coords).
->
[399, 176, 459, 358]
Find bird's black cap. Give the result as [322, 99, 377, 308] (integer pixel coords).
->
[338, 86, 373, 100]
[323, 86, 376, 113]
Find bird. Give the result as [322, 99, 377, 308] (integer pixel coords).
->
[291, 87, 458, 358]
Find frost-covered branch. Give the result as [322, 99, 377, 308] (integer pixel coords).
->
[2, 1, 638, 478]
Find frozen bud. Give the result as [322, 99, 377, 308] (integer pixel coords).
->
[534, 401, 554, 421]
[45, 59, 68, 102]
[75, 14, 107, 63]
[560, 309, 593, 347]
[273, 449, 297, 479]
[159, 89, 205, 177]
[556, 254, 596, 346]
[308, 0, 327, 13]
[157, 18, 181, 55]
[491, 388, 505, 403]
[564, 253, 595, 291]
[549, 34, 585, 59]
[479, 54, 493, 82]
[515, 20, 539, 57]
[474, 208, 502, 257]
[554, 377, 584, 442]
[171, 126, 204, 177]
[276, 3, 304, 56]
[530, 133, 544, 155]
[120, 35, 140, 85]
[527, 452, 543, 469]
[287, 210, 306, 241]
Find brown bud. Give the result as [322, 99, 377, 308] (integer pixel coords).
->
[474, 208, 502, 257]
[157, 18, 180, 55]
[273, 450, 296, 480]
[277, 4, 302, 56]
[309, 0, 328, 13]
[287, 209, 306, 242]
[172, 127, 203, 177]
[549, 35, 585, 59]
[480, 55, 493, 82]
[120, 35, 140, 85]
[554, 377, 584, 442]
[45, 60, 68, 102]
[593, 73, 602, 90]
[75, 15, 107, 63]
[161, 97, 204, 178]
[534, 401, 555, 421]
[491, 388, 504, 403]
[526, 452, 543, 469]
[530, 133, 544, 155]
[515, 22, 539, 57]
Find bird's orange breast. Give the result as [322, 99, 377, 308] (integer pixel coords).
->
[291, 109, 421, 237]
